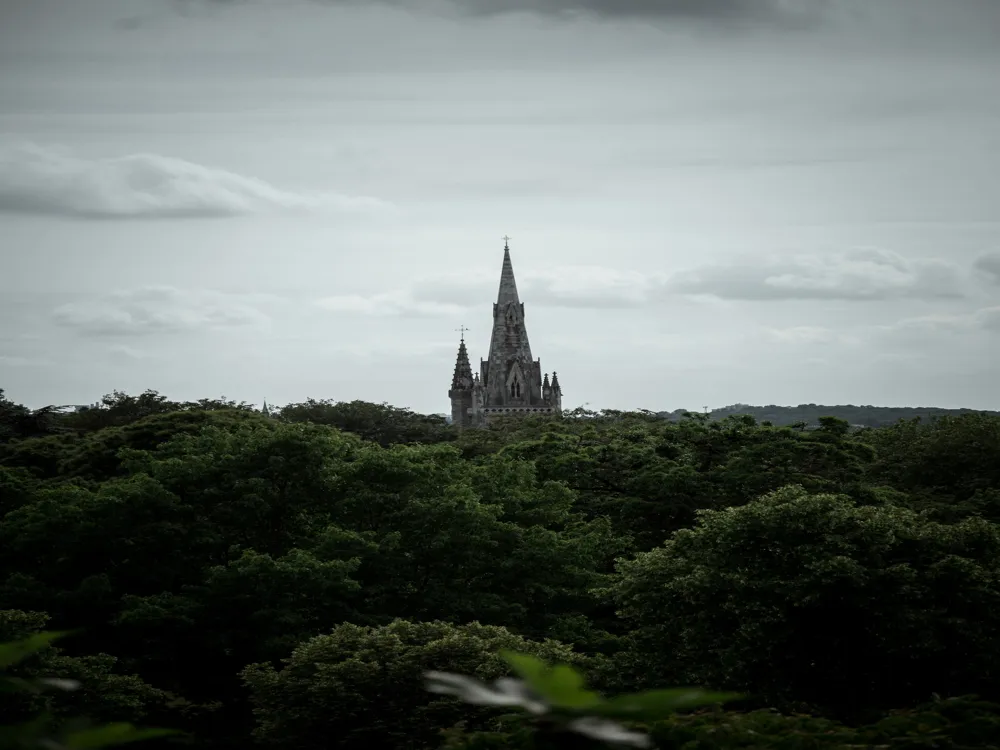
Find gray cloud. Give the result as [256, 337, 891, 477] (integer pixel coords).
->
[107, 344, 155, 360]
[315, 293, 466, 318]
[881, 307, 1000, 337]
[439, 0, 814, 25]
[416, 267, 663, 309]
[317, 265, 664, 316]
[178, 0, 818, 24]
[982, 308, 1000, 333]
[51, 287, 271, 337]
[665, 248, 966, 302]
[0, 142, 388, 220]
[763, 326, 860, 346]
[974, 253, 1000, 285]
[170, 0, 1000, 35]
[526, 267, 663, 308]
[318, 249, 972, 315]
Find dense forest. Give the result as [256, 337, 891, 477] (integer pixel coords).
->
[2, 386, 1000, 749]
[659, 403, 1000, 428]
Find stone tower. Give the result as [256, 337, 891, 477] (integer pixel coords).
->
[448, 334, 475, 427]
[448, 239, 563, 429]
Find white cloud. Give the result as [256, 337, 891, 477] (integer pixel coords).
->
[665, 247, 965, 301]
[316, 292, 466, 318]
[974, 253, 1000, 285]
[880, 306, 1000, 337]
[107, 344, 152, 360]
[51, 286, 271, 336]
[326, 250, 967, 318]
[763, 326, 859, 345]
[526, 267, 664, 308]
[319, 265, 665, 316]
[0, 142, 389, 219]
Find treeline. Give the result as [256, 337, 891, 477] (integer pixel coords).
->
[1, 386, 1000, 749]
[659, 402, 999, 428]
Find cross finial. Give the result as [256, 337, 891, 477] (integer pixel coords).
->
[502, 234, 511, 247]
[455, 325, 469, 341]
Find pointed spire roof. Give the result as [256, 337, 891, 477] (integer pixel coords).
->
[551, 371, 561, 393]
[485, 238, 533, 383]
[451, 336, 474, 390]
[496, 238, 521, 307]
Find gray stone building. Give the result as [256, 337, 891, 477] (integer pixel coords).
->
[448, 239, 563, 429]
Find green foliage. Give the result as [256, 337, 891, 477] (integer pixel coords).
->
[0, 611, 171, 728]
[0, 627, 176, 750]
[0, 467, 38, 517]
[613, 486, 1000, 719]
[856, 696, 1000, 749]
[276, 398, 454, 446]
[0, 408, 270, 484]
[317, 441, 617, 637]
[3, 388, 1000, 749]
[426, 652, 739, 749]
[500, 651, 739, 720]
[646, 710, 862, 749]
[241, 620, 586, 750]
[61, 390, 257, 434]
[445, 698, 1000, 750]
[861, 414, 1000, 519]
[0, 628, 72, 669]
[671, 403, 1000, 429]
[496, 412, 875, 551]
[0, 390, 80, 445]
[644, 696, 1000, 750]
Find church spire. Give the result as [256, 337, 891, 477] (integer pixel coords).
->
[449, 326, 479, 428]
[451, 332, 473, 390]
[496, 235, 520, 307]
[487, 238, 532, 367]
[447, 236, 562, 428]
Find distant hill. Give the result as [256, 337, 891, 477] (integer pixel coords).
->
[657, 403, 1000, 429]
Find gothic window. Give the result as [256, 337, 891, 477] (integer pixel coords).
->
[508, 376, 523, 399]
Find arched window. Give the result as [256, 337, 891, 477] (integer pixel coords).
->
[510, 375, 522, 399]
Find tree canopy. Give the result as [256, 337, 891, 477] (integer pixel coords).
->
[1, 387, 999, 749]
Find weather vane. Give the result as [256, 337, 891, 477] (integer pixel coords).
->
[502, 234, 511, 246]
[455, 325, 469, 341]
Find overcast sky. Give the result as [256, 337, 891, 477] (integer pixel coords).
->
[1, 0, 999, 414]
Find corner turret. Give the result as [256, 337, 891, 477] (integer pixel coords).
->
[448, 327, 480, 428]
